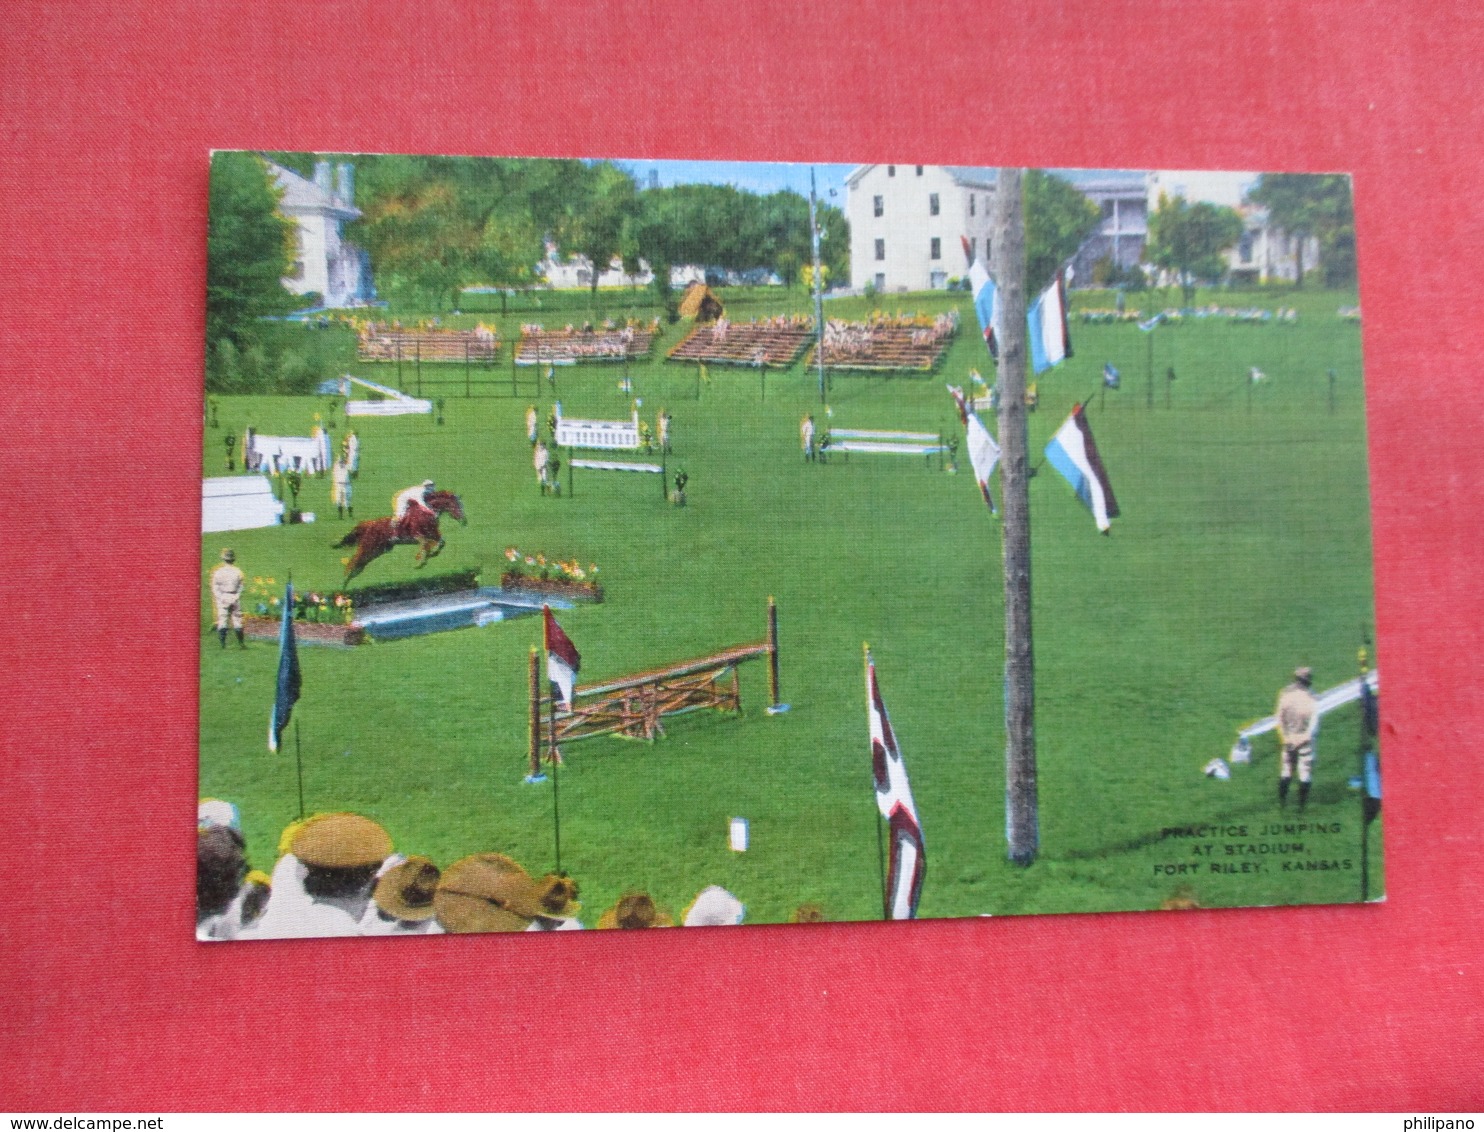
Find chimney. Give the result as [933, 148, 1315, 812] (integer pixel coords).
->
[336, 162, 355, 206]
[314, 160, 333, 196]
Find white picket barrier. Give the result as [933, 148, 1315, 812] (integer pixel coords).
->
[556, 411, 641, 451]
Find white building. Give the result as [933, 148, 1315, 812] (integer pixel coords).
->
[265, 158, 375, 309]
[1147, 171, 1320, 285]
[845, 165, 1150, 292]
[1065, 172, 1150, 282]
[1227, 206, 1321, 285]
[845, 164, 996, 292]
[536, 244, 709, 290]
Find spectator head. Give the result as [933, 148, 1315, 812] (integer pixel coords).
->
[597, 892, 673, 930]
[434, 853, 539, 933]
[1294, 666, 1314, 687]
[285, 813, 393, 899]
[682, 886, 745, 928]
[197, 797, 240, 832]
[220, 549, 235, 563]
[372, 854, 441, 923]
[197, 825, 247, 920]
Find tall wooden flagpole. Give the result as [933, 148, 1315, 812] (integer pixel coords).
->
[991, 168, 1039, 865]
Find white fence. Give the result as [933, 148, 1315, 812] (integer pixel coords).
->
[244, 426, 332, 474]
[556, 411, 641, 450]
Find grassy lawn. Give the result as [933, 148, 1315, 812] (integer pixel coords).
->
[200, 283, 1381, 925]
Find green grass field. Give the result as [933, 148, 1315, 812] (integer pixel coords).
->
[200, 283, 1382, 925]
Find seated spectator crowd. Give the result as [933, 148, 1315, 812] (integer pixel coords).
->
[197, 800, 819, 940]
[515, 318, 657, 364]
[666, 314, 812, 368]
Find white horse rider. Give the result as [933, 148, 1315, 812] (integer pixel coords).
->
[392, 480, 435, 531]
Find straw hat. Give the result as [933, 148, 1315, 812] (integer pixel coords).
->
[372, 854, 441, 922]
[514, 873, 582, 921]
[289, 813, 393, 870]
[220, 548, 236, 563]
[1294, 666, 1314, 686]
[596, 892, 674, 930]
[434, 853, 539, 934]
[681, 886, 745, 927]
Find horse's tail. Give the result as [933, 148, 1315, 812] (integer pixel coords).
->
[333, 524, 363, 548]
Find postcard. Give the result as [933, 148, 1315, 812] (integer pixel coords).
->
[198, 152, 1379, 939]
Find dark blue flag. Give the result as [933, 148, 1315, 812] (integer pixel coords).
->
[268, 582, 301, 752]
[1360, 674, 1379, 739]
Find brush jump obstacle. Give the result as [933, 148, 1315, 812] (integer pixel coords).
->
[828, 428, 948, 470]
[556, 408, 668, 500]
[528, 598, 784, 775]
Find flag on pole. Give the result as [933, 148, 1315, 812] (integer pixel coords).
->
[1027, 274, 1072, 373]
[963, 239, 1073, 373]
[963, 237, 999, 360]
[268, 582, 301, 752]
[1137, 313, 1164, 333]
[1044, 404, 1120, 532]
[543, 605, 580, 709]
[866, 650, 926, 921]
[1103, 362, 1121, 389]
[947, 385, 1000, 513]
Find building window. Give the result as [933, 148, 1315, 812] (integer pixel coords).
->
[875, 238, 886, 261]
[875, 272, 886, 291]
[929, 193, 940, 216]
[1239, 233, 1255, 264]
[887, 165, 896, 177]
[930, 237, 941, 260]
[969, 195, 976, 217]
[969, 237, 977, 262]
[873, 195, 884, 218]
[915, 165, 924, 176]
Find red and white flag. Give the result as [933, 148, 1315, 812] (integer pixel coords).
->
[543, 606, 580, 709]
[866, 650, 926, 920]
[948, 385, 1001, 514]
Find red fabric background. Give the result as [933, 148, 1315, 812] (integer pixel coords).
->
[2, 0, 1481, 1111]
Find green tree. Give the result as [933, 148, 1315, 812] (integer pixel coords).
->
[1147, 193, 1244, 305]
[351, 155, 551, 312]
[568, 162, 639, 297]
[205, 153, 296, 357]
[1024, 169, 1101, 292]
[1248, 173, 1355, 288]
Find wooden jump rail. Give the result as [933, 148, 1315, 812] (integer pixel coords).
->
[528, 598, 783, 775]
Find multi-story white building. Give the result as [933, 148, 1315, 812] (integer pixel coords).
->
[846, 165, 1149, 292]
[265, 158, 375, 308]
[845, 164, 996, 293]
[1067, 172, 1150, 282]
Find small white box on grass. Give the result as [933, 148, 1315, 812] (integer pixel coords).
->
[729, 817, 749, 852]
